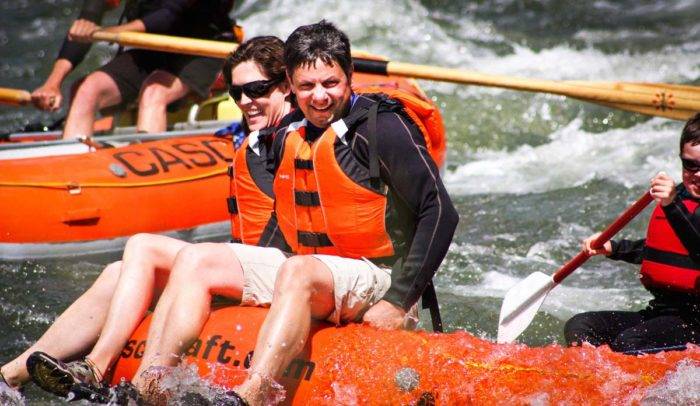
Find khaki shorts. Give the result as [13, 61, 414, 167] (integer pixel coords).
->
[227, 243, 395, 325]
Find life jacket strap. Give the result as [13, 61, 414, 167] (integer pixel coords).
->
[422, 281, 443, 333]
[367, 102, 380, 184]
[297, 231, 333, 248]
[294, 191, 321, 207]
[227, 197, 238, 214]
[294, 159, 314, 170]
[644, 246, 700, 270]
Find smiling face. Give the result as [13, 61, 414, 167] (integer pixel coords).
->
[230, 60, 290, 131]
[681, 142, 700, 199]
[289, 58, 352, 129]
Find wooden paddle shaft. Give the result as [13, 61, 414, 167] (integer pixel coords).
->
[91, 31, 238, 59]
[552, 191, 654, 283]
[88, 31, 700, 118]
[0, 87, 31, 106]
[385, 61, 700, 112]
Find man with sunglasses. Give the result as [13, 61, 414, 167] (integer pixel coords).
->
[564, 113, 700, 355]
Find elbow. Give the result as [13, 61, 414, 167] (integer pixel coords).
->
[445, 202, 459, 234]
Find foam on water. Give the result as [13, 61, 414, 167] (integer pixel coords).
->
[445, 117, 683, 195]
[642, 359, 700, 405]
[474, 42, 700, 83]
[451, 270, 649, 321]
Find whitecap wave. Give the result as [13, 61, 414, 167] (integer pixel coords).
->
[445, 118, 684, 195]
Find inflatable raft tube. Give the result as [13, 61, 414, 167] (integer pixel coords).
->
[111, 306, 700, 405]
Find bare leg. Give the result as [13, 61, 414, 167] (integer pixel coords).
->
[62, 71, 121, 139]
[236, 256, 335, 406]
[85, 234, 189, 377]
[136, 71, 191, 133]
[131, 243, 245, 386]
[0, 262, 121, 388]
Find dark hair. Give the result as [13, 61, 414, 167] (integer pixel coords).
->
[222, 36, 286, 88]
[284, 20, 352, 79]
[680, 113, 700, 151]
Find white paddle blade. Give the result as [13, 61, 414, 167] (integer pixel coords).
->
[497, 272, 556, 344]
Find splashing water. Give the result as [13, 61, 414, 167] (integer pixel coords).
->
[0, 384, 24, 406]
[641, 359, 700, 405]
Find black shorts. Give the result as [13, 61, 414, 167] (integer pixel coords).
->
[98, 49, 223, 103]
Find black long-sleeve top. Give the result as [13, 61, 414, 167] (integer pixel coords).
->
[56, 0, 107, 66]
[265, 95, 459, 311]
[57, 0, 233, 66]
[609, 186, 700, 304]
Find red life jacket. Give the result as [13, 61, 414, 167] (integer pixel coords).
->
[273, 91, 443, 257]
[227, 129, 274, 245]
[640, 198, 700, 294]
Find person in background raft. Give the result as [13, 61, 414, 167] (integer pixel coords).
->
[30, 0, 238, 139]
[565, 113, 700, 354]
[0, 36, 292, 403]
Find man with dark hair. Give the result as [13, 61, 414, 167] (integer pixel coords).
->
[214, 20, 459, 404]
[30, 0, 237, 139]
[20, 20, 456, 405]
[564, 113, 700, 354]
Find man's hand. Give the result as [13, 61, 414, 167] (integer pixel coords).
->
[650, 171, 676, 207]
[68, 19, 101, 42]
[31, 84, 62, 111]
[362, 300, 406, 330]
[582, 232, 612, 256]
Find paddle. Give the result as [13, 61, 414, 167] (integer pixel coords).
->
[86, 31, 700, 120]
[496, 191, 654, 344]
[0, 87, 31, 106]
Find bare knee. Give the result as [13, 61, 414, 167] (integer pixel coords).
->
[123, 233, 162, 257]
[73, 72, 113, 104]
[139, 81, 169, 108]
[168, 243, 219, 284]
[274, 256, 327, 297]
[138, 71, 184, 107]
[87, 261, 122, 300]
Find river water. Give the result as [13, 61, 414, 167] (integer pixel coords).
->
[1, 0, 700, 403]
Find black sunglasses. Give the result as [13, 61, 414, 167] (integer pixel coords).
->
[229, 78, 282, 101]
[680, 156, 700, 173]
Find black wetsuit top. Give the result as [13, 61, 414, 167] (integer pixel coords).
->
[263, 95, 459, 311]
[609, 186, 700, 306]
[57, 0, 233, 66]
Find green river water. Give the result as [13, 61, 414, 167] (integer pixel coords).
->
[2, 0, 700, 403]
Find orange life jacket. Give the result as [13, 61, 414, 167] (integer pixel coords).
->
[355, 86, 446, 169]
[227, 129, 274, 245]
[640, 197, 700, 294]
[273, 91, 443, 257]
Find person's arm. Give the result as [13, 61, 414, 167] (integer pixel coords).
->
[137, 0, 194, 34]
[608, 239, 646, 264]
[31, 0, 106, 111]
[360, 110, 459, 325]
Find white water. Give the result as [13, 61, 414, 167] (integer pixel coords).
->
[445, 117, 683, 195]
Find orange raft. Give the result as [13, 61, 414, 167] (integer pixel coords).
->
[0, 71, 443, 259]
[112, 306, 700, 405]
